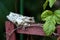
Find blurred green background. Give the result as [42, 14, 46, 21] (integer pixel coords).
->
[0, 0, 16, 40]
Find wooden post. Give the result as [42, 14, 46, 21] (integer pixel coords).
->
[5, 21, 16, 40]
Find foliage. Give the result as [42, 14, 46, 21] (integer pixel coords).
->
[41, 10, 60, 36]
[43, 0, 56, 10]
[54, 10, 60, 24]
[49, 0, 56, 8]
[43, 0, 48, 10]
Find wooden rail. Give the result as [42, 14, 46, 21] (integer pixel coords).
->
[5, 21, 60, 40]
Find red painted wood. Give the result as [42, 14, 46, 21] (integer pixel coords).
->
[57, 25, 60, 36]
[5, 21, 16, 40]
[5, 21, 60, 40]
[17, 26, 45, 36]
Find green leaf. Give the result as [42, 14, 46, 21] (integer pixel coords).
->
[43, 0, 48, 10]
[49, 0, 56, 8]
[43, 16, 56, 36]
[43, 22, 56, 36]
[41, 10, 53, 21]
[54, 10, 60, 18]
[45, 16, 56, 25]
[56, 19, 60, 24]
[54, 10, 60, 24]
[54, 16, 60, 24]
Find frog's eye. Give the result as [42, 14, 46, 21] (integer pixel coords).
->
[29, 18, 32, 21]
